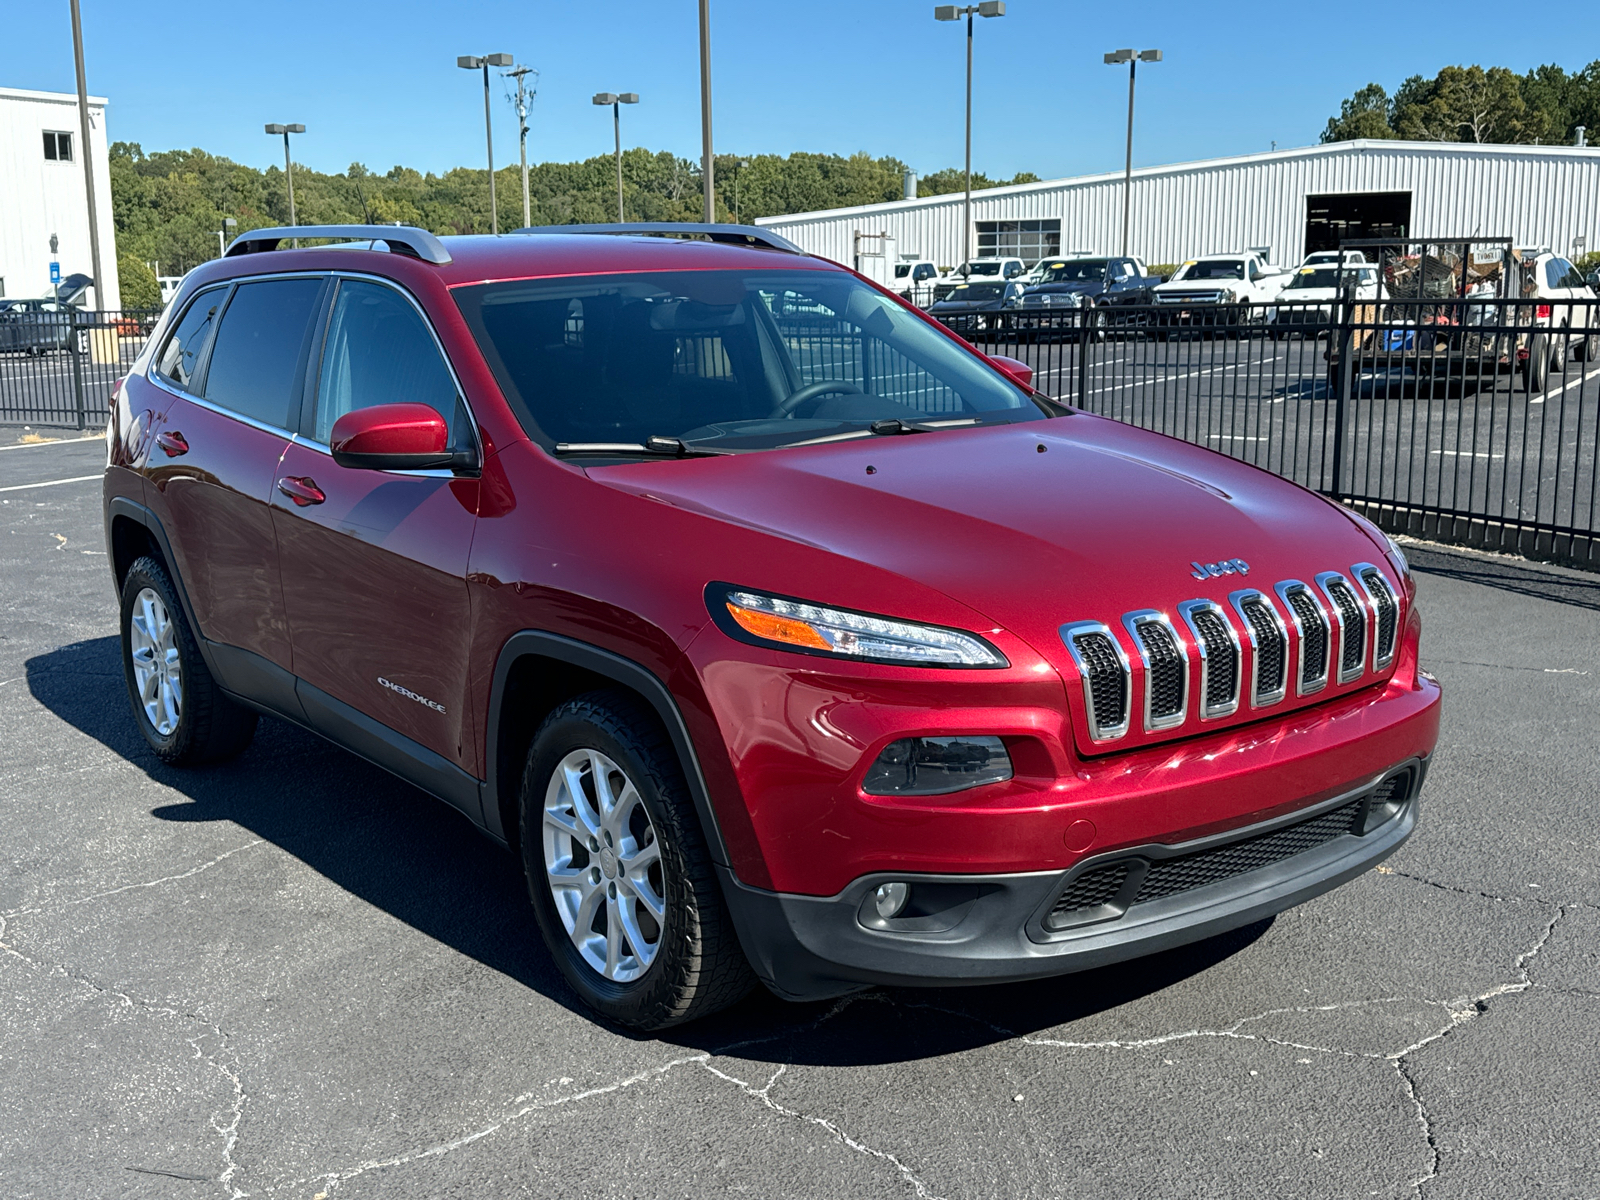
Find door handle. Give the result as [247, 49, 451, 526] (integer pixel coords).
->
[277, 475, 326, 507]
[155, 430, 189, 457]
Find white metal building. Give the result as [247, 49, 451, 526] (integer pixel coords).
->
[756, 140, 1600, 271]
[0, 85, 119, 307]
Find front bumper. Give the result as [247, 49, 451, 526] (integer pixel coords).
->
[724, 758, 1425, 1000]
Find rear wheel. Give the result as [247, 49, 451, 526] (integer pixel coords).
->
[119, 556, 257, 764]
[1526, 333, 1550, 392]
[520, 691, 755, 1030]
[1575, 330, 1599, 362]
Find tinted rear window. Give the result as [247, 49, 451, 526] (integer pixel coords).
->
[203, 278, 324, 429]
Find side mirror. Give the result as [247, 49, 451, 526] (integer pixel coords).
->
[990, 354, 1033, 390]
[329, 402, 472, 471]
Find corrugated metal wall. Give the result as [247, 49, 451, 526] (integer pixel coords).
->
[757, 141, 1600, 270]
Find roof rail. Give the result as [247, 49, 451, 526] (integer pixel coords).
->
[512, 222, 805, 255]
[223, 225, 452, 265]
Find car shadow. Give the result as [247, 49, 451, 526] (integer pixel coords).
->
[28, 635, 1270, 1065]
[1408, 545, 1600, 613]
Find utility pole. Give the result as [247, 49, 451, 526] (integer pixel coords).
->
[507, 65, 538, 230]
[68, 0, 104, 308]
[698, 0, 715, 222]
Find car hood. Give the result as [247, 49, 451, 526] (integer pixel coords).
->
[590, 415, 1392, 752]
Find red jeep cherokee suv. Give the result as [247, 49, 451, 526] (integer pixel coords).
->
[103, 223, 1439, 1030]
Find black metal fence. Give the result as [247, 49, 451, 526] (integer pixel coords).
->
[940, 297, 1600, 569]
[0, 308, 161, 430]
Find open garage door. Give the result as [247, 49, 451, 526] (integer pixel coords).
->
[1305, 192, 1411, 255]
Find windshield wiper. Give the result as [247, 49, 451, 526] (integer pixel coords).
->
[867, 418, 981, 436]
[552, 436, 736, 458]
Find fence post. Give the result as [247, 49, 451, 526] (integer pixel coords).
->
[1076, 308, 1092, 409]
[1330, 284, 1355, 499]
[70, 313, 88, 431]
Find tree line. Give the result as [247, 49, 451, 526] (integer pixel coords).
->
[110, 142, 1038, 306]
[1322, 61, 1600, 145]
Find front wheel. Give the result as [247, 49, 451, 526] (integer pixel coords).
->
[520, 691, 755, 1030]
[1526, 333, 1549, 392]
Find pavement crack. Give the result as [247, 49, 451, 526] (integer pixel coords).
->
[1393, 1056, 1439, 1197]
[700, 1060, 949, 1200]
[1, 839, 267, 922]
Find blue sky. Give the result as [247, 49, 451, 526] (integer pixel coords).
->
[7, 1, 1598, 183]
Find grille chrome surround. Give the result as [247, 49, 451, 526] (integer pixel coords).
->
[1351, 562, 1400, 671]
[1059, 621, 1132, 743]
[1177, 600, 1241, 719]
[1121, 610, 1189, 732]
[1229, 588, 1289, 709]
[1275, 580, 1330, 695]
[1316, 571, 1369, 686]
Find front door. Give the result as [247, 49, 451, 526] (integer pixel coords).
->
[271, 276, 480, 774]
[146, 277, 326, 675]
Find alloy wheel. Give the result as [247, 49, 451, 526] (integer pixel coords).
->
[542, 747, 666, 982]
[128, 587, 182, 737]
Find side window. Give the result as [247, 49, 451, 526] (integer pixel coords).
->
[153, 287, 227, 390]
[314, 279, 464, 446]
[914, 263, 936, 282]
[1557, 259, 1586, 289]
[1544, 259, 1565, 290]
[202, 278, 324, 429]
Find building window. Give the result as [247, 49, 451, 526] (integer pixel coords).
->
[976, 219, 1060, 265]
[43, 131, 75, 162]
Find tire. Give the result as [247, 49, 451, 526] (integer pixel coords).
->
[119, 555, 258, 765]
[1526, 333, 1549, 392]
[1579, 332, 1600, 362]
[519, 690, 756, 1030]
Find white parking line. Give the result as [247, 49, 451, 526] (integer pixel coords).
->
[0, 474, 102, 493]
[0, 434, 106, 452]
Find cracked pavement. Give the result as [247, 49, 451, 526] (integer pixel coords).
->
[2, 435, 1597, 1198]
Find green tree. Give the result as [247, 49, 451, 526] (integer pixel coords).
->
[1321, 83, 1394, 142]
[1322, 62, 1600, 146]
[116, 251, 160, 308]
[917, 167, 1040, 197]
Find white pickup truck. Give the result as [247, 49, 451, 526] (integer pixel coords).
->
[1151, 252, 1287, 328]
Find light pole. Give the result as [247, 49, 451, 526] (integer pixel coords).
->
[1104, 48, 1162, 258]
[592, 93, 640, 223]
[69, 0, 104, 308]
[458, 53, 514, 234]
[263, 124, 305, 227]
[507, 64, 538, 229]
[698, 0, 715, 222]
[733, 158, 748, 225]
[216, 216, 237, 259]
[934, 2, 1005, 269]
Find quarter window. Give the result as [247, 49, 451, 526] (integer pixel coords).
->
[153, 287, 227, 390]
[42, 131, 73, 162]
[202, 278, 324, 429]
[314, 279, 464, 446]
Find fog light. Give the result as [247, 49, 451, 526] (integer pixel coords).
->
[874, 882, 910, 919]
[861, 736, 1012, 796]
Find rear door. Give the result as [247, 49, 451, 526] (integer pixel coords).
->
[145, 276, 326, 681]
[271, 275, 481, 776]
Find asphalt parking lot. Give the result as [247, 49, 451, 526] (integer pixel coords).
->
[3, 432, 1598, 1199]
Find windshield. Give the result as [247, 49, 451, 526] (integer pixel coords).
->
[943, 282, 1007, 300]
[1026, 259, 1107, 283]
[894, 264, 911, 278]
[455, 269, 1042, 454]
[963, 262, 1003, 276]
[1285, 267, 1375, 290]
[1174, 261, 1246, 281]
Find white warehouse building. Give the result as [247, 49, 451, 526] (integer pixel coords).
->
[0, 85, 119, 307]
[755, 139, 1600, 271]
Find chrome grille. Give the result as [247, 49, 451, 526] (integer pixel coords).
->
[1278, 583, 1330, 693]
[1355, 564, 1399, 669]
[1180, 601, 1240, 718]
[1060, 622, 1131, 742]
[1233, 590, 1288, 707]
[1124, 611, 1187, 731]
[1318, 572, 1367, 685]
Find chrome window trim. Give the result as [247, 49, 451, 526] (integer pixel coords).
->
[1176, 599, 1241, 719]
[1350, 562, 1400, 672]
[1274, 580, 1329, 696]
[1059, 620, 1132, 743]
[1228, 588, 1288, 709]
[1120, 609, 1188, 733]
[1316, 570, 1368, 686]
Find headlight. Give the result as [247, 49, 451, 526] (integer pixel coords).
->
[710, 586, 1008, 668]
[1382, 532, 1410, 579]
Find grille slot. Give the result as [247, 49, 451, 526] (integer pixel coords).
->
[1132, 799, 1365, 905]
[1045, 863, 1130, 926]
[1281, 584, 1330, 692]
[1321, 575, 1367, 682]
[1060, 623, 1131, 741]
[1357, 565, 1399, 669]
[1180, 601, 1240, 718]
[1236, 592, 1287, 705]
[1124, 611, 1187, 731]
